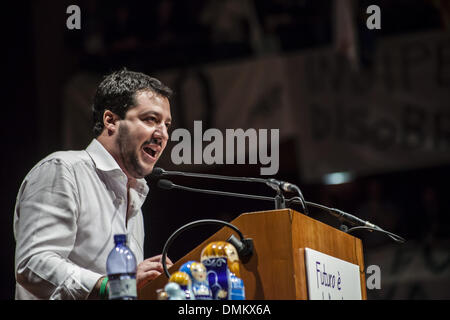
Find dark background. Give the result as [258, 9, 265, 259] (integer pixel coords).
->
[2, 0, 449, 300]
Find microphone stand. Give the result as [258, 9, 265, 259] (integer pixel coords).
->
[157, 179, 405, 243]
[275, 194, 286, 209]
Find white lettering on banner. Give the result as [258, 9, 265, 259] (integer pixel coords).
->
[304, 248, 362, 300]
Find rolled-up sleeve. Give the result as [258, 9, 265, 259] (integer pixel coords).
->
[14, 159, 102, 299]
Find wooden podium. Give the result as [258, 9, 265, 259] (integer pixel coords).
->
[139, 209, 367, 300]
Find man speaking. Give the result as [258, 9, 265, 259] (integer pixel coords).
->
[14, 69, 173, 299]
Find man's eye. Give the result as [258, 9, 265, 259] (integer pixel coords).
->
[145, 117, 156, 122]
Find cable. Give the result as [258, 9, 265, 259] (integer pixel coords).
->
[289, 184, 309, 216]
[290, 198, 330, 212]
[286, 196, 406, 243]
[161, 219, 253, 278]
[346, 226, 406, 243]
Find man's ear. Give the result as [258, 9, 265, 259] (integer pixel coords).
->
[103, 110, 120, 135]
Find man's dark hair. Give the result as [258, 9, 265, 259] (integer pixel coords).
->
[92, 69, 173, 137]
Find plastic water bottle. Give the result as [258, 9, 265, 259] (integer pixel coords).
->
[106, 234, 137, 300]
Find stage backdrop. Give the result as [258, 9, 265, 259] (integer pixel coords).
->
[64, 30, 450, 182]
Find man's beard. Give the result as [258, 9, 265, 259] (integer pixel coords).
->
[117, 124, 148, 179]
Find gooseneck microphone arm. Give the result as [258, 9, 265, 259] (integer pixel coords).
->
[152, 167, 267, 183]
[157, 179, 405, 243]
[158, 179, 276, 203]
[287, 197, 405, 243]
[158, 179, 371, 227]
[152, 167, 308, 213]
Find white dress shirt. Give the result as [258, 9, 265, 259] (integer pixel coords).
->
[14, 139, 149, 299]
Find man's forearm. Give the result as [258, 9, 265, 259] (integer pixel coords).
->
[16, 251, 103, 299]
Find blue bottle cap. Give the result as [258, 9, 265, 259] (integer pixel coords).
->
[114, 234, 127, 245]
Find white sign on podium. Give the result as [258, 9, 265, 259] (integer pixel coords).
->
[304, 248, 362, 300]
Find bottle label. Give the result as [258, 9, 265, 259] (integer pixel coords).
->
[108, 277, 137, 299]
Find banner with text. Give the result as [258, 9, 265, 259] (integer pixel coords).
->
[286, 31, 450, 182]
[64, 31, 450, 180]
[154, 31, 450, 180]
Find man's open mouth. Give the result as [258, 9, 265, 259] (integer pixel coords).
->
[143, 146, 157, 158]
[143, 138, 163, 159]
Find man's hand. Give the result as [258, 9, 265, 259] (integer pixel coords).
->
[136, 254, 173, 290]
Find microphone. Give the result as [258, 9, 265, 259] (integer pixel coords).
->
[159, 178, 367, 226]
[151, 167, 165, 176]
[152, 167, 308, 213]
[266, 178, 295, 192]
[158, 179, 366, 227]
[158, 179, 405, 243]
[287, 197, 405, 243]
[157, 178, 174, 189]
[294, 199, 378, 228]
[266, 178, 308, 214]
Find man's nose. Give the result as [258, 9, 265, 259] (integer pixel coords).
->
[153, 123, 169, 140]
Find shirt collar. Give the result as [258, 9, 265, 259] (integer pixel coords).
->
[86, 139, 122, 173]
[85, 139, 149, 196]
